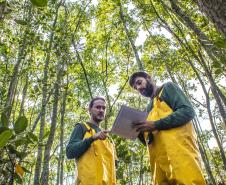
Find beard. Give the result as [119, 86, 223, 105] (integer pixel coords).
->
[93, 114, 104, 123]
[141, 81, 154, 97]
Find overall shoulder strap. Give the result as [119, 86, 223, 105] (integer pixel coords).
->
[83, 122, 91, 130]
[83, 122, 96, 135]
[156, 85, 164, 98]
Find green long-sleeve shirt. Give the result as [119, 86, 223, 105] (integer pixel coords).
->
[66, 123, 101, 160]
[139, 82, 195, 144]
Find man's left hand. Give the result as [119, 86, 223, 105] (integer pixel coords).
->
[132, 120, 156, 132]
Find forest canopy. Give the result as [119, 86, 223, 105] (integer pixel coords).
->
[0, 0, 225, 184]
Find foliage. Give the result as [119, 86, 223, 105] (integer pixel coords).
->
[0, 0, 225, 184]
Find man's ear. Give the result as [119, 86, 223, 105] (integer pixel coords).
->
[146, 76, 151, 80]
[146, 76, 154, 83]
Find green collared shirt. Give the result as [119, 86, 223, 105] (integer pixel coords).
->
[139, 82, 195, 145]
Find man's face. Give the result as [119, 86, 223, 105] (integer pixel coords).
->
[89, 99, 106, 123]
[133, 77, 154, 97]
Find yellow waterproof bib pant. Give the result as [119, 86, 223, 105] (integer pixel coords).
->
[76, 123, 116, 185]
[146, 95, 206, 185]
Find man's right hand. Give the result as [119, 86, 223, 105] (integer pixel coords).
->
[92, 130, 109, 140]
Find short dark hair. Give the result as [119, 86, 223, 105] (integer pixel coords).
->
[129, 71, 150, 87]
[89, 97, 105, 109]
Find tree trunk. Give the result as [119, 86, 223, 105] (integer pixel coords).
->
[138, 149, 144, 185]
[192, 118, 217, 185]
[30, 90, 53, 132]
[184, 58, 226, 168]
[5, 35, 27, 121]
[19, 75, 29, 117]
[5, 5, 32, 121]
[168, 0, 225, 62]
[143, 21, 178, 85]
[33, 4, 60, 184]
[149, 0, 226, 125]
[119, 1, 144, 70]
[197, 51, 226, 125]
[40, 59, 63, 185]
[74, 48, 93, 99]
[12, 78, 21, 123]
[193, 0, 226, 38]
[178, 76, 218, 184]
[56, 79, 67, 185]
[194, 114, 225, 182]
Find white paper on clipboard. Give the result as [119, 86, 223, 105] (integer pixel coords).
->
[110, 105, 148, 140]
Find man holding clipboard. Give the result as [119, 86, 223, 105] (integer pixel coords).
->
[128, 71, 206, 185]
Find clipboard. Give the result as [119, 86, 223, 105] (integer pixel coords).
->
[110, 105, 148, 140]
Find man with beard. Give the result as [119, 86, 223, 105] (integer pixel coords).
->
[129, 72, 206, 185]
[66, 97, 116, 185]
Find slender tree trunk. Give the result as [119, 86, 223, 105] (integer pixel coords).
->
[33, 4, 60, 184]
[5, 35, 27, 120]
[19, 75, 29, 117]
[178, 76, 218, 184]
[197, 51, 226, 125]
[0, 62, 8, 106]
[40, 59, 63, 185]
[56, 79, 68, 185]
[192, 118, 217, 185]
[184, 58, 226, 168]
[143, 21, 178, 85]
[138, 149, 144, 185]
[31, 90, 53, 132]
[5, 5, 32, 121]
[149, 0, 226, 124]
[153, 0, 226, 111]
[167, 0, 225, 62]
[74, 47, 93, 99]
[69, 1, 93, 99]
[194, 114, 225, 182]
[12, 78, 22, 123]
[102, 78, 111, 129]
[193, 0, 226, 38]
[119, 1, 144, 70]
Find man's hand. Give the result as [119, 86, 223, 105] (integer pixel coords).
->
[92, 130, 109, 140]
[132, 120, 156, 132]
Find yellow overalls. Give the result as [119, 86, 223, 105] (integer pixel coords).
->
[76, 123, 116, 185]
[146, 92, 206, 185]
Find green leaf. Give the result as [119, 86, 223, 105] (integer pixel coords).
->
[51, 0, 57, 4]
[15, 151, 27, 159]
[214, 69, 222, 76]
[41, 130, 50, 141]
[14, 19, 27, 25]
[21, 166, 32, 174]
[7, 144, 17, 154]
[0, 127, 9, 134]
[14, 173, 23, 184]
[30, 0, 48, 7]
[15, 137, 28, 147]
[0, 130, 13, 148]
[1, 106, 12, 114]
[8, 145, 28, 159]
[27, 132, 38, 142]
[1, 113, 8, 127]
[26, 136, 34, 144]
[214, 37, 226, 48]
[14, 116, 28, 134]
